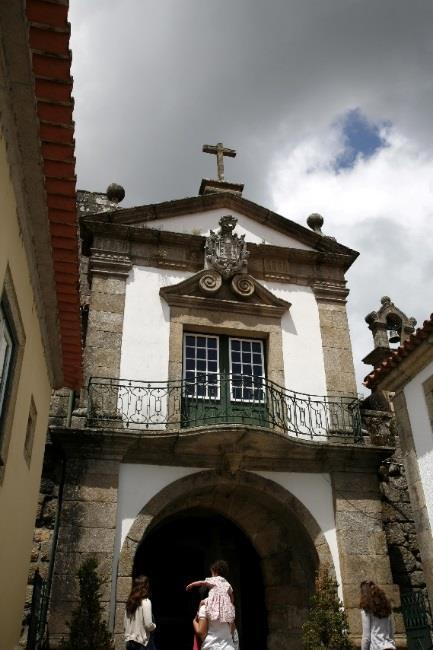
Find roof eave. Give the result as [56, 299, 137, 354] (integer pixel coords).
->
[80, 191, 359, 267]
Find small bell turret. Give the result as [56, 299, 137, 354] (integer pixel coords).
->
[363, 296, 416, 367]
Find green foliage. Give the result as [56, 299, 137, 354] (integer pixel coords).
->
[60, 557, 114, 650]
[302, 564, 353, 649]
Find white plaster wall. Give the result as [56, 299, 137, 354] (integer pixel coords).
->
[120, 266, 192, 381]
[145, 208, 314, 250]
[110, 464, 341, 621]
[263, 281, 327, 396]
[404, 359, 433, 530]
[121, 267, 327, 397]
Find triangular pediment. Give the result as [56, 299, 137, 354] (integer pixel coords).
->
[81, 191, 357, 259]
[160, 269, 291, 318]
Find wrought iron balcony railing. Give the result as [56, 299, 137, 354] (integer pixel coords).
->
[87, 375, 362, 443]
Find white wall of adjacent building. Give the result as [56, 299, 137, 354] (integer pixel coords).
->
[404, 359, 433, 530]
[120, 267, 327, 396]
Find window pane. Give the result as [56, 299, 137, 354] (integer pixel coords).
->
[229, 337, 264, 402]
[184, 333, 221, 399]
[0, 305, 14, 418]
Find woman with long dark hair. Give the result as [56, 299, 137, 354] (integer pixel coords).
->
[360, 581, 396, 650]
[124, 575, 156, 650]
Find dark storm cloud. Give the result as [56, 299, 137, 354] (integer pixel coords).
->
[70, 0, 433, 204]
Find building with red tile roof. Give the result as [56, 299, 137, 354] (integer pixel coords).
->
[0, 2, 81, 647]
[364, 311, 433, 610]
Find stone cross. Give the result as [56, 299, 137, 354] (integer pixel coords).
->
[202, 142, 236, 181]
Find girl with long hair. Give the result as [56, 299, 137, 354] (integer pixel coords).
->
[360, 581, 396, 650]
[124, 575, 156, 650]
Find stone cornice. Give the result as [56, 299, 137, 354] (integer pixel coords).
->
[83, 220, 354, 289]
[160, 269, 291, 319]
[81, 191, 359, 263]
[312, 280, 350, 304]
[89, 250, 132, 278]
[49, 424, 392, 472]
[160, 294, 289, 319]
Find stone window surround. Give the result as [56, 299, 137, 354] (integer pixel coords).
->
[23, 395, 37, 466]
[167, 305, 285, 389]
[0, 266, 26, 482]
[422, 375, 433, 433]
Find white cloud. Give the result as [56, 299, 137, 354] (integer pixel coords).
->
[269, 118, 433, 392]
[69, 1, 433, 394]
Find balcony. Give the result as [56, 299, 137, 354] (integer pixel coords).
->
[87, 375, 363, 443]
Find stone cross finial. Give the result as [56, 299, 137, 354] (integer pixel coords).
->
[202, 142, 236, 181]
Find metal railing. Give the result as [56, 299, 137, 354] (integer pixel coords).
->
[87, 375, 362, 442]
[26, 569, 48, 650]
[401, 591, 432, 650]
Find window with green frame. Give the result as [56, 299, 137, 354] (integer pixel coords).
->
[183, 333, 265, 401]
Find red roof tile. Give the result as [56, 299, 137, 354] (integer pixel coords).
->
[27, 0, 82, 389]
[364, 314, 433, 389]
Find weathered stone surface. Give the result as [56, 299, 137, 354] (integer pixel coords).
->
[63, 473, 118, 503]
[316, 301, 357, 396]
[57, 525, 115, 554]
[61, 501, 117, 528]
[91, 275, 126, 295]
[90, 291, 126, 314]
[87, 310, 124, 333]
[86, 329, 122, 349]
[116, 576, 132, 602]
[54, 551, 112, 578]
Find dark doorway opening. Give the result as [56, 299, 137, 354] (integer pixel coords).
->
[134, 508, 268, 650]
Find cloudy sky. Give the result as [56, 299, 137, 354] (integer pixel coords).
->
[70, 0, 433, 393]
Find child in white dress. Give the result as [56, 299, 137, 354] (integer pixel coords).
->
[186, 560, 235, 624]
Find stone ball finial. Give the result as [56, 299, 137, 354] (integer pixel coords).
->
[106, 183, 125, 203]
[381, 296, 391, 306]
[307, 213, 324, 235]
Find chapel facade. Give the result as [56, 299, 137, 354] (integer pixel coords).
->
[34, 153, 419, 649]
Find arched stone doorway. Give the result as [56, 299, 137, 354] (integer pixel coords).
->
[116, 471, 334, 650]
[135, 508, 267, 650]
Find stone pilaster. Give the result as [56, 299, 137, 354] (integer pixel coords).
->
[47, 455, 121, 647]
[393, 390, 433, 608]
[84, 240, 132, 385]
[313, 282, 357, 397]
[332, 470, 405, 647]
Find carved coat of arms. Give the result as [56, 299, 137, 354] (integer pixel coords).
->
[205, 215, 249, 279]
